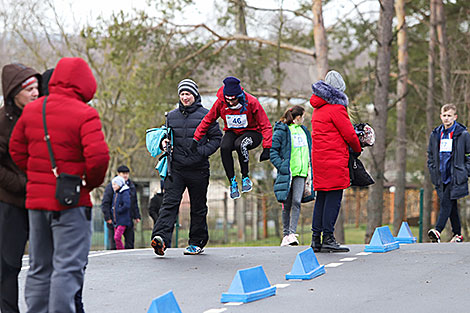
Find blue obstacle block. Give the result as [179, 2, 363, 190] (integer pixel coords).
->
[394, 221, 417, 244]
[220, 265, 276, 303]
[147, 290, 182, 313]
[286, 248, 325, 280]
[364, 226, 400, 253]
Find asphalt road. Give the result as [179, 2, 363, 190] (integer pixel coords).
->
[18, 242, 470, 313]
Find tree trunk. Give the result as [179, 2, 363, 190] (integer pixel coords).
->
[436, 0, 451, 103]
[233, 0, 248, 36]
[312, 0, 328, 80]
[393, 0, 408, 236]
[423, 0, 438, 242]
[365, 0, 394, 243]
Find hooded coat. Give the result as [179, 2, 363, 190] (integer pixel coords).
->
[0, 64, 41, 208]
[9, 57, 110, 211]
[193, 86, 273, 149]
[427, 122, 470, 200]
[310, 81, 361, 191]
[270, 121, 315, 203]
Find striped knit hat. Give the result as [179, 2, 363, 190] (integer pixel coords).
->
[177, 79, 199, 98]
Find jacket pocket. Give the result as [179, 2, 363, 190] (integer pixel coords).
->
[454, 165, 468, 184]
[429, 166, 439, 186]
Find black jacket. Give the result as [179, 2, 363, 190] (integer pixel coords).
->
[101, 179, 141, 221]
[168, 97, 222, 170]
[427, 122, 470, 200]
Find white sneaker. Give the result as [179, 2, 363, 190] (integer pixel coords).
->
[450, 234, 463, 243]
[288, 234, 299, 246]
[428, 229, 441, 243]
[280, 235, 290, 246]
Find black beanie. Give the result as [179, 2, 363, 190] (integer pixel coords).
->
[117, 165, 130, 173]
[223, 76, 242, 96]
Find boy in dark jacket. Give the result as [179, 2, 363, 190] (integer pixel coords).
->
[427, 103, 470, 243]
[0, 63, 40, 313]
[151, 79, 222, 256]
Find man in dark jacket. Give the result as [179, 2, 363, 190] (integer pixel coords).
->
[427, 103, 470, 243]
[0, 63, 40, 313]
[151, 79, 222, 256]
[101, 165, 141, 249]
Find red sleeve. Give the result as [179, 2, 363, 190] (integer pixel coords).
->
[80, 108, 110, 189]
[253, 99, 273, 148]
[9, 117, 28, 171]
[194, 99, 220, 141]
[331, 106, 361, 152]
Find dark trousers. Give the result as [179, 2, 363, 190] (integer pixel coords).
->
[151, 168, 210, 248]
[0, 201, 28, 313]
[435, 183, 461, 234]
[311, 190, 343, 236]
[107, 222, 135, 249]
[220, 131, 262, 180]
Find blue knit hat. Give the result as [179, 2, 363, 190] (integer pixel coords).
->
[223, 76, 242, 96]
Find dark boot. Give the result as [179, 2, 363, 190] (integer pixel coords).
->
[321, 234, 349, 253]
[310, 235, 322, 252]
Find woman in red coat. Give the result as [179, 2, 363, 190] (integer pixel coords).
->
[310, 70, 361, 253]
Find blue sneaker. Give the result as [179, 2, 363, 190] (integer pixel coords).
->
[183, 245, 204, 255]
[230, 177, 240, 199]
[241, 176, 252, 193]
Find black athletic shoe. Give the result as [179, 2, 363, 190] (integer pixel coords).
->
[428, 229, 441, 243]
[311, 235, 322, 253]
[151, 235, 166, 256]
[321, 234, 349, 253]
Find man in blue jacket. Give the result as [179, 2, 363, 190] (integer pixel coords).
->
[427, 103, 470, 243]
[101, 165, 141, 249]
[151, 79, 222, 256]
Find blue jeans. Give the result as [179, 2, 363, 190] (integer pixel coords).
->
[282, 176, 305, 236]
[311, 190, 343, 236]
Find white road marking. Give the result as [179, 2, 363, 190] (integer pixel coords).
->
[325, 263, 343, 268]
[224, 302, 244, 306]
[274, 283, 290, 288]
[204, 309, 227, 313]
[356, 252, 372, 256]
[340, 257, 357, 262]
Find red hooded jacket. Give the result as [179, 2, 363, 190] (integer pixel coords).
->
[193, 86, 272, 148]
[310, 81, 361, 191]
[9, 58, 110, 211]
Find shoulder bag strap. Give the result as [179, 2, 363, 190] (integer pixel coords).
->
[42, 96, 58, 177]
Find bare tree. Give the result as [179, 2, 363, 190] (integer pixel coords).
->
[312, 0, 328, 80]
[365, 0, 395, 243]
[423, 0, 438, 242]
[392, 0, 409, 235]
[436, 0, 451, 103]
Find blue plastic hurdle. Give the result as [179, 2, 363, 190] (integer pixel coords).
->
[286, 248, 325, 280]
[147, 290, 182, 313]
[365, 226, 400, 253]
[394, 221, 417, 244]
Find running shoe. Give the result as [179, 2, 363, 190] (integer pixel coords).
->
[183, 245, 204, 255]
[241, 176, 253, 193]
[230, 177, 240, 199]
[450, 234, 463, 243]
[280, 235, 290, 247]
[151, 235, 166, 256]
[288, 234, 299, 246]
[427, 229, 441, 243]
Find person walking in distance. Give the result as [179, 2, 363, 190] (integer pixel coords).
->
[151, 79, 222, 256]
[310, 70, 361, 253]
[427, 103, 470, 243]
[270, 105, 314, 247]
[9, 57, 109, 313]
[192, 76, 272, 200]
[110, 175, 132, 250]
[0, 63, 41, 313]
[101, 165, 141, 249]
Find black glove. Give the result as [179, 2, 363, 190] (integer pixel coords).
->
[259, 148, 270, 162]
[190, 139, 198, 153]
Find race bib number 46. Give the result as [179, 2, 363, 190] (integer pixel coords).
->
[226, 114, 248, 128]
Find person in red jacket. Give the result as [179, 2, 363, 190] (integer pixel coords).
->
[9, 57, 109, 312]
[192, 76, 272, 199]
[310, 70, 361, 253]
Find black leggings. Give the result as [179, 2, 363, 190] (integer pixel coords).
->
[220, 131, 262, 181]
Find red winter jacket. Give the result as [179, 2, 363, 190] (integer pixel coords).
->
[193, 87, 272, 148]
[9, 58, 110, 211]
[310, 81, 361, 191]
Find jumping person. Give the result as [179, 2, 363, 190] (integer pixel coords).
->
[192, 76, 272, 199]
[310, 70, 361, 253]
[270, 105, 314, 246]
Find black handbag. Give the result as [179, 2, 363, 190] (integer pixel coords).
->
[349, 153, 374, 187]
[43, 97, 82, 206]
